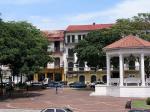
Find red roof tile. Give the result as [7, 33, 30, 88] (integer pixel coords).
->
[104, 35, 150, 50]
[66, 24, 113, 32]
[42, 30, 64, 41]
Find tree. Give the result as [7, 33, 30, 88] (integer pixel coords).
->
[75, 29, 121, 69]
[0, 21, 52, 84]
[75, 13, 150, 75]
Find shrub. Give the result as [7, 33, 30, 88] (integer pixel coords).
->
[15, 82, 27, 89]
[146, 97, 150, 105]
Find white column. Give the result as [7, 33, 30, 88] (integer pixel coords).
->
[141, 53, 145, 86]
[73, 53, 77, 71]
[106, 54, 111, 86]
[119, 54, 124, 86]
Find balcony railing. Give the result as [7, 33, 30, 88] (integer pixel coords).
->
[66, 55, 74, 61]
[47, 47, 64, 53]
[67, 67, 97, 72]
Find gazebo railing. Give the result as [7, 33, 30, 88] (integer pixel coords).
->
[146, 78, 150, 86]
[109, 78, 148, 86]
[124, 78, 141, 86]
[109, 78, 120, 86]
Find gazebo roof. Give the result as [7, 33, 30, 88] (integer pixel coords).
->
[104, 35, 150, 51]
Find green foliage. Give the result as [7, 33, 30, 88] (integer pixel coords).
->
[15, 82, 27, 89]
[75, 13, 150, 71]
[0, 20, 52, 77]
[146, 97, 150, 105]
[75, 25, 124, 68]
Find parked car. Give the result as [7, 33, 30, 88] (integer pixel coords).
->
[128, 110, 144, 112]
[25, 81, 46, 89]
[48, 81, 63, 88]
[69, 82, 86, 88]
[144, 110, 150, 112]
[90, 81, 105, 88]
[43, 78, 50, 86]
[41, 107, 73, 112]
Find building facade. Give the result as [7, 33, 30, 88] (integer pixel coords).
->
[34, 30, 65, 82]
[33, 23, 141, 84]
[64, 24, 113, 84]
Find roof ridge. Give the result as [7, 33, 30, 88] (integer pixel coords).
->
[68, 23, 113, 26]
[104, 35, 150, 50]
[134, 36, 150, 46]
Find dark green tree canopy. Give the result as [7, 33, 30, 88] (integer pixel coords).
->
[0, 20, 52, 76]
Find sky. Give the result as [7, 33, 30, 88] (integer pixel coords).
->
[0, 0, 150, 30]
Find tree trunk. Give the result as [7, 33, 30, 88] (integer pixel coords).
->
[0, 73, 4, 95]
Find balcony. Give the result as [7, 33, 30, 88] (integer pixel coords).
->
[66, 55, 74, 61]
[67, 67, 92, 73]
[47, 47, 64, 55]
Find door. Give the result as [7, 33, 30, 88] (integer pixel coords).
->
[79, 75, 85, 83]
[91, 75, 96, 83]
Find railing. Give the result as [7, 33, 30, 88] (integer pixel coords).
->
[67, 67, 97, 72]
[47, 47, 64, 53]
[66, 55, 74, 61]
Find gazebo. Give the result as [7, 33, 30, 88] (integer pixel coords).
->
[91, 35, 150, 97]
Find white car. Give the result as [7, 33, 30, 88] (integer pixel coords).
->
[42, 78, 50, 86]
[41, 107, 73, 112]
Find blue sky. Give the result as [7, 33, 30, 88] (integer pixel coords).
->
[0, 0, 150, 30]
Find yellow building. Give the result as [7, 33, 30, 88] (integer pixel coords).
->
[67, 69, 140, 84]
[33, 30, 65, 82]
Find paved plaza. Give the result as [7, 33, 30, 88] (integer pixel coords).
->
[0, 88, 132, 112]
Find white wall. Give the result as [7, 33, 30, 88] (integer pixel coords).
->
[64, 32, 89, 72]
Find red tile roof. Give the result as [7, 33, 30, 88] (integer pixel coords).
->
[66, 24, 113, 32]
[42, 30, 64, 41]
[104, 35, 150, 50]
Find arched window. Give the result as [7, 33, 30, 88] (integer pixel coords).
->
[79, 75, 85, 83]
[91, 75, 96, 83]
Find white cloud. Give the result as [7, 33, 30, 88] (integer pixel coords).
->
[28, 16, 66, 30]
[0, 0, 52, 5]
[68, 0, 150, 23]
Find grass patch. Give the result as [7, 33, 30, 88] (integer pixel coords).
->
[132, 100, 150, 109]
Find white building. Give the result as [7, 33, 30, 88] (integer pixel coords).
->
[64, 23, 113, 83]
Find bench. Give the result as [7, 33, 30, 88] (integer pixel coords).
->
[124, 78, 141, 86]
[109, 78, 120, 86]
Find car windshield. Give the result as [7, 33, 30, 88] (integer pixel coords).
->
[64, 108, 73, 112]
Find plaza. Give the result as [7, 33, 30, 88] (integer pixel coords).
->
[0, 88, 130, 112]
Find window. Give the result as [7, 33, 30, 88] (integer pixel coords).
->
[68, 62, 74, 71]
[72, 35, 75, 43]
[78, 35, 81, 41]
[82, 34, 86, 39]
[54, 41, 60, 52]
[56, 109, 65, 112]
[67, 35, 70, 43]
[68, 48, 74, 57]
[45, 109, 54, 112]
[54, 58, 60, 67]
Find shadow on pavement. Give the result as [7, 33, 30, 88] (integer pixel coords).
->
[0, 89, 44, 101]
